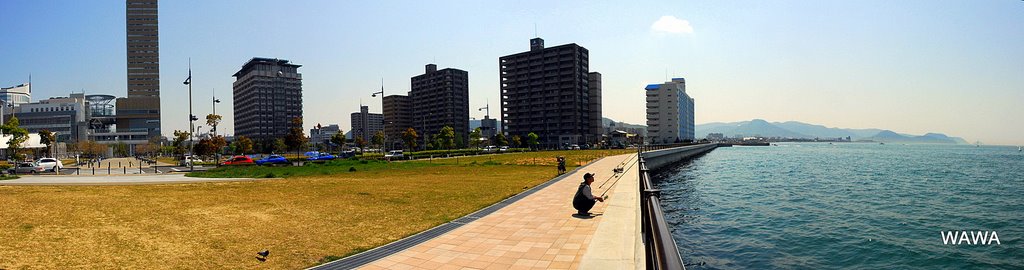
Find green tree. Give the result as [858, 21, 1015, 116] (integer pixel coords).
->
[206, 114, 222, 135]
[469, 128, 482, 148]
[494, 133, 508, 147]
[454, 132, 465, 149]
[38, 129, 56, 157]
[113, 142, 129, 157]
[172, 130, 191, 157]
[372, 130, 385, 151]
[330, 130, 346, 151]
[2, 116, 29, 160]
[273, 138, 287, 154]
[354, 137, 367, 151]
[210, 135, 227, 154]
[511, 135, 522, 148]
[234, 136, 253, 154]
[401, 127, 418, 151]
[437, 126, 455, 150]
[284, 117, 308, 152]
[526, 132, 539, 150]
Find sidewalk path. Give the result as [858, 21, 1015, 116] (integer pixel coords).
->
[350, 153, 639, 270]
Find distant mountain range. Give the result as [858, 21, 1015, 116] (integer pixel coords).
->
[696, 119, 968, 144]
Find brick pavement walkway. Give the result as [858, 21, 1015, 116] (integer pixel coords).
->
[357, 153, 638, 270]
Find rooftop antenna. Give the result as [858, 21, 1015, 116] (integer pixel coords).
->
[534, 23, 538, 38]
[28, 73, 32, 93]
[665, 68, 668, 82]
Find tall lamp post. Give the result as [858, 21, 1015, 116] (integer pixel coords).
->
[212, 88, 221, 137]
[371, 85, 384, 152]
[184, 59, 197, 171]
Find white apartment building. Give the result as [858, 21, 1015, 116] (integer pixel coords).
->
[645, 78, 695, 144]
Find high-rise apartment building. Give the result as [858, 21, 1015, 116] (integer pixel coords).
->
[410, 64, 469, 147]
[499, 37, 601, 149]
[383, 94, 411, 148]
[350, 105, 383, 144]
[120, 0, 161, 139]
[645, 78, 695, 144]
[232, 57, 303, 146]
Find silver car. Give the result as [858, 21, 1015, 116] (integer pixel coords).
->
[9, 162, 44, 174]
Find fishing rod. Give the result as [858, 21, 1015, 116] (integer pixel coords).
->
[599, 156, 640, 197]
[598, 154, 637, 188]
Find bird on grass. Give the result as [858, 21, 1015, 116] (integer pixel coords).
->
[256, 250, 270, 262]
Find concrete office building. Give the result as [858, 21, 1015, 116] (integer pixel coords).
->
[588, 72, 603, 141]
[309, 124, 341, 147]
[410, 64, 469, 148]
[499, 37, 602, 149]
[12, 93, 88, 142]
[383, 94, 411, 148]
[120, 0, 161, 138]
[350, 105, 383, 145]
[0, 83, 31, 106]
[232, 57, 303, 146]
[645, 78, 695, 144]
[480, 116, 498, 138]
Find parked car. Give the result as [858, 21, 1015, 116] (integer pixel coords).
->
[569, 144, 581, 150]
[499, 146, 509, 152]
[255, 155, 289, 165]
[307, 153, 337, 161]
[9, 162, 44, 174]
[338, 151, 356, 159]
[220, 156, 255, 166]
[180, 155, 203, 166]
[35, 158, 63, 172]
[482, 146, 498, 153]
[384, 150, 404, 159]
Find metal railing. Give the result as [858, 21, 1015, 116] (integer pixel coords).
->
[638, 146, 686, 270]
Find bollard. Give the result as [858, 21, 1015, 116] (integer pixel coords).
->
[77, 168, 80, 175]
[119, 161, 121, 167]
[92, 167, 95, 175]
[123, 167, 126, 174]
[108, 164, 111, 174]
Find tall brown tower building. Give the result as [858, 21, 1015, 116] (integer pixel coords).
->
[118, 0, 161, 138]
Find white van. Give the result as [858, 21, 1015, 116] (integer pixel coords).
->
[385, 150, 404, 159]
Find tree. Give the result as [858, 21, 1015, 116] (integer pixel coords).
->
[469, 128, 482, 148]
[526, 132, 539, 150]
[511, 135, 522, 148]
[401, 127, 418, 151]
[454, 132, 464, 149]
[76, 140, 107, 158]
[113, 142, 129, 157]
[234, 136, 254, 154]
[494, 133, 508, 147]
[38, 129, 56, 157]
[2, 116, 29, 160]
[210, 135, 227, 154]
[273, 138, 287, 154]
[330, 130, 346, 151]
[284, 117, 308, 152]
[172, 130, 191, 157]
[205, 114, 222, 135]
[372, 130, 385, 151]
[354, 137, 367, 151]
[437, 126, 455, 150]
[194, 138, 215, 156]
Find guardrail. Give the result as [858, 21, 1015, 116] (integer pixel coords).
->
[638, 146, 686, 270]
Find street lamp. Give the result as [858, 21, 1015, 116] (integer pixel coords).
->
[371, 87, 385, 152]
[212, 88, 221, 137]
[184, 58, 196, 171]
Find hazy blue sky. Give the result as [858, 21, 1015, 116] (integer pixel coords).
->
[2, 0, 1022, 145]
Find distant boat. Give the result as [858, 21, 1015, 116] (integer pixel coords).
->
[879, 142, 885, 145]
[1019, 146, 1022, 152]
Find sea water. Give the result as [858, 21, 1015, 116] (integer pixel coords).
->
[654, 143, 1023, 269]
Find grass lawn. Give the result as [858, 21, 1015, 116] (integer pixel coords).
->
[0, 149, 632, 269]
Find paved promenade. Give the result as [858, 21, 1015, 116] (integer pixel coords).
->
[350, 153, 641, 270]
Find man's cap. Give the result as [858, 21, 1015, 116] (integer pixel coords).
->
[584, 173, 595, 179]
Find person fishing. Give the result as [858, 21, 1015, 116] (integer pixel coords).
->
[572, 172, 604, 216]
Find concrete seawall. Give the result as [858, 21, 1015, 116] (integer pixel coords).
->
[640, 143, 719, 171]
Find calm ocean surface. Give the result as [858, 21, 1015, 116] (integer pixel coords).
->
[654, 143, 1023, 269]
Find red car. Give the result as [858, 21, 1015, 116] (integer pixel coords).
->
[220, 156, 255, 166]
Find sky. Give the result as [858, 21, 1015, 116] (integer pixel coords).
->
[1, 0, 1022, 145]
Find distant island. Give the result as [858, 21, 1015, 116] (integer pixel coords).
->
[695, 119, 968, 144]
